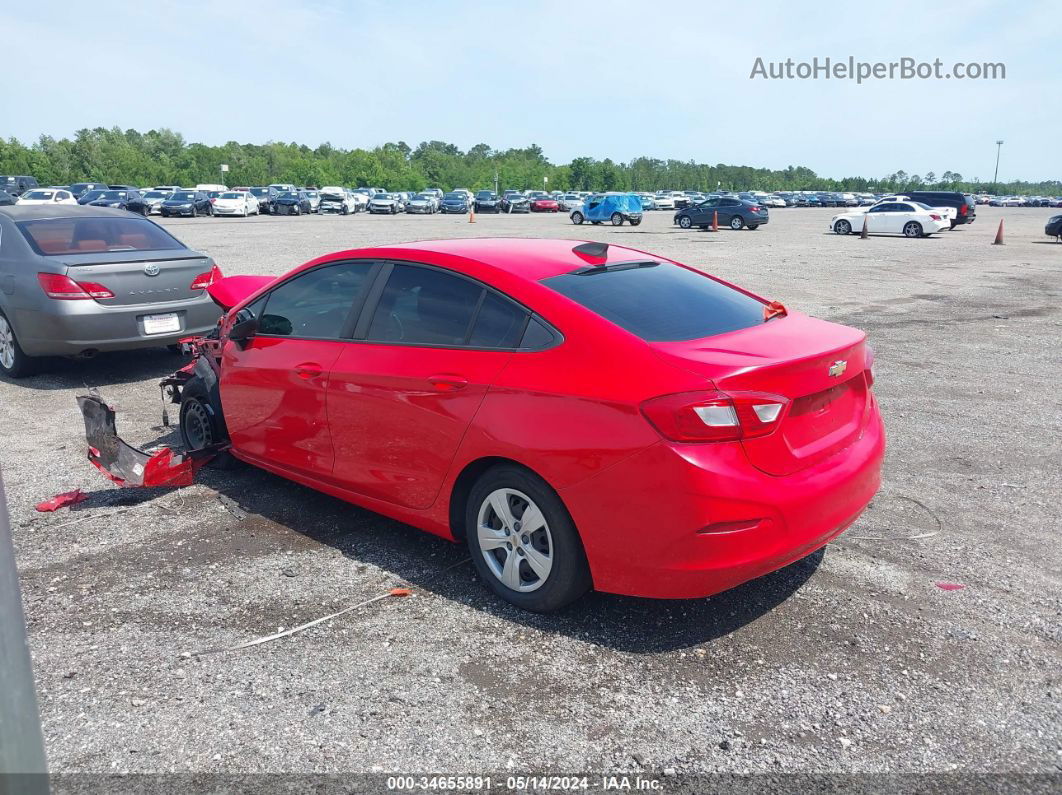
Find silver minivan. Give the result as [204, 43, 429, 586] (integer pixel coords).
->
[0, 205, 222, 377]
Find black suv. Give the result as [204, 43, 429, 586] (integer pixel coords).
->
[904, 191, 977, 228]
[0, 175, 39, 196]
[474, 190, 501, 213]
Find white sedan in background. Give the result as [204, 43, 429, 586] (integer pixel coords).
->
[830, 200, 949, 237]
[211, 191, 260, 217]
[653, 193, 675, 210]
[878, 195, 956, 224]
[17, 188, 77, 205]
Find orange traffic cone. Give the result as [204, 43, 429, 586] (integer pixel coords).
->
[711, 211, 718, 232]
[860, 214, 869, 239]
[992, 219, 1004, 245]
[469, 205, 476, 223]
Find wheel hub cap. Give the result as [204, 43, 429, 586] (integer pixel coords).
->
[476, 488, 553, 593]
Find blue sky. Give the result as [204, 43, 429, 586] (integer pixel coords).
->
[2, 1, 1058, 181]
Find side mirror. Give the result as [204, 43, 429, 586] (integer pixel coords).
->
[228, 308, 258, 348]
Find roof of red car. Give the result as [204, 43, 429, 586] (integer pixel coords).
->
[373, 237, 653, 281]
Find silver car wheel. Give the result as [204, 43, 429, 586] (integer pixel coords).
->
[476, 488, 553, 593]
[0, 315, 15, 370]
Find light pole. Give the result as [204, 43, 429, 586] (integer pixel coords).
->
[992, 140, 1003, 185]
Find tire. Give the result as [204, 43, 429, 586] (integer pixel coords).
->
[293, 205, 301, 216]
[178, 391, 241, 469]
[190, 206, 197, 218]
[903, 221, 923, 238]
[0, 311, 37, 378]
[610, 212, 623, 226]
[748, 224, 759, 230]
[629, 218, 641, 226]
[207, 204, 214, 217]
[571, 211, 584, 225]
[730, 216, 744, 230]
[161, 210, 169, 218]
[465, 465, 591, 612]
[678, 215, 693, 229]
[834, 219, 852, 235]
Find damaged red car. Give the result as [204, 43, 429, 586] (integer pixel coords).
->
[82, 238, 884, 612]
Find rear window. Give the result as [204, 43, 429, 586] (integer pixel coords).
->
[17, 217, 186, 256]
[543, 262, 765, 342]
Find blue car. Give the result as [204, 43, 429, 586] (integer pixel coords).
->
[569, 193, 643, 226]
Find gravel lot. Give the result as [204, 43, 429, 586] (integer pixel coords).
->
[3, 206, 1060, 782]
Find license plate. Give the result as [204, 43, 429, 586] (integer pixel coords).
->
[142, 313, 180, 335]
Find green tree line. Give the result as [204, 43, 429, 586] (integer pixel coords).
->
[2, 127, 1058, 196]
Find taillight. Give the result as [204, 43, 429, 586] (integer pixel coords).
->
[209, 197, 217, 203]
[640, 390, 788, 443]
[865, 346, 876, 388]
[749, 205, 761, 213]
[37, 272, 114, 300]
[190, 265, 223, 290]
[959, 204, 968, 215]
[930, 213, 942, 221]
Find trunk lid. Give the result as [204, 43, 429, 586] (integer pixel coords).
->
[651, 312, 870, 476]
[58, 250, 214, 307]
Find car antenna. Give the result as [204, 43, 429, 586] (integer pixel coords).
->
[572, 241, 608, 264]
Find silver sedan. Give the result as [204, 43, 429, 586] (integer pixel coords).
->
[0, 205, 223, 377]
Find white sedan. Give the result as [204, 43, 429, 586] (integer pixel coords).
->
[17, 188, 77, 206]
[830, 200, 949, 237]
[211, 191, 260, 217]
[878, 195, 956, 225]
[653, 193, 675, 210]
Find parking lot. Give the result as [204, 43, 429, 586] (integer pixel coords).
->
[3, 206, 1060, 777]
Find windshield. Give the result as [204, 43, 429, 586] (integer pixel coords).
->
[143, 191, 169, 199]
[98, 191, 127, 200]
[171, 192, 195, 201]
[373, 193, 393, 200]
[443, 193, 463, 200]
[250, 188, 268, 196]
[278, 192, 300, 199]
[219, 192, 242, 199]
[476, 191, 494, 199]
[21, 191, 55, 200]
[18, 217, 187, 256]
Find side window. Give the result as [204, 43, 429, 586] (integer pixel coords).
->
[259, 261, 374, 339]
[468, 291, 527, 348]
[366, 264, 483, 346]
[519, 317, 557, 350]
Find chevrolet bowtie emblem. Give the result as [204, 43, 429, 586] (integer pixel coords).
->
[828, 360, 847, 377]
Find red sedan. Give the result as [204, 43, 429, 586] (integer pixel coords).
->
[530, 197, 560, 212]
[97, 239, 884, 612]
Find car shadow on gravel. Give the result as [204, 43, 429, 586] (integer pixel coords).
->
[2, 348, 188, 391]
[189, 464, 822, 654]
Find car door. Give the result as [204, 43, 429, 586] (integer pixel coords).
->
[865, 203, 896, 233]
[718, 198, 741, 224]
[220, 259, 380, 478]
[326, 262, 524, 510]
[695, 198, 719, 225]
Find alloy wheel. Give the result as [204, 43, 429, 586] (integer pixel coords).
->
[0, 315, 15, 370]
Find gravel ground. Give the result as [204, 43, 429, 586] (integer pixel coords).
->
[2, 206, 1060, 782]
